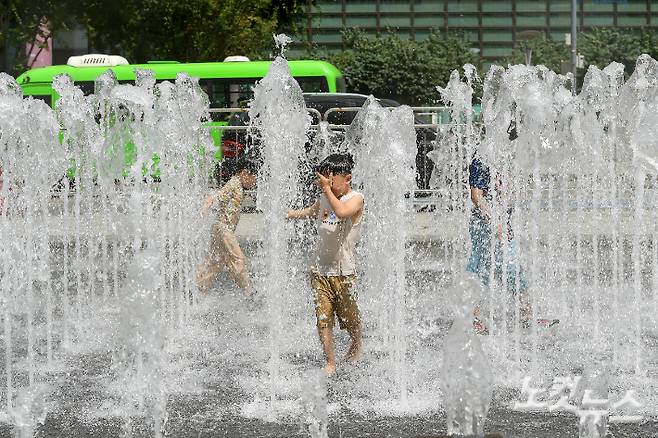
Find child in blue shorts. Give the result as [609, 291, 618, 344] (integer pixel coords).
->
[467, 155, 556, 334]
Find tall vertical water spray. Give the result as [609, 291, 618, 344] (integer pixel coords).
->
[615, 55, 658, 379]
[0, 72, 65, 436]
[436, 64, 480, 272]
[441, 275, 492, 437]
[347, 97, 416, 404]
[435, 55, 658, 431]
[51, 69, 211, 434]
[301, 371, 329, 438]
[249, 53, 310, 402]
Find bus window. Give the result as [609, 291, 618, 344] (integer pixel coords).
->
[199, 76, 329, 121]
[199, 78, 260, 122]
[28, 94, 52, 108]
[75, 81, 95, 95]
[74, 79, 135, 96]
[297, 77, 329, 93]
[199, 79, 227, 110]
[71, 76, 331, 121]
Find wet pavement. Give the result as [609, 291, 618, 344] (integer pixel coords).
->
[2, 283, 657, 438]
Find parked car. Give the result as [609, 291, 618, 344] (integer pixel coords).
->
[216, 93, 437, 190]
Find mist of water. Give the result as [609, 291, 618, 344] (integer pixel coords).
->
[1, 68, 212, 435]
[347, 97, 417, 403]
[2, 50, 658, 436]
[436, 55, 658, 428]
[249, 56, 311, 403]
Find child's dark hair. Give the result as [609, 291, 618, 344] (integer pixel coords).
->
[316, 153, 355, 176]
[234, 158, 258, 175]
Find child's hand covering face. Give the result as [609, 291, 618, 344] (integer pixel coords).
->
[316, 171, 332, 190]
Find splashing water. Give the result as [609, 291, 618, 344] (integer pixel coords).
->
[441, 274, 492, 437]
[2, 53, 658, 436]
[300, 370, 328, 438]
[308, 121, 343, 165]
[437, 54, 658, 429]
[274, 34, 294, 58]
[249, 56, 310, 404]
[2, 67, 211, 435]
[0, 72, 65, 429]
[348, 97, 417, 404]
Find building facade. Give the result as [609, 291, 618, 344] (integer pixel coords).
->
[292, 0, 658, 66]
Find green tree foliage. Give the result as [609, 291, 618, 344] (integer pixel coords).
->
[579, 27, 658, 74]
[503, 35, 569, 72]
[1, 0, 309, 73]
[327, 29, 479, 106]
[0, 0, 78, 73]
[500, 28, 658, 77]
[78, 0, 309, 63]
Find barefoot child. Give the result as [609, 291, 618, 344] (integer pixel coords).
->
[287, 153, 364, 376]
[195, 159, 257, 296]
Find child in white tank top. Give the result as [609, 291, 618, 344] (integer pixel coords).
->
[287, 153, 364, 376]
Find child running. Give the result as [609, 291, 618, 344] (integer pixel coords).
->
[287, 153, 364, 376]
[195, 159, 257, 297]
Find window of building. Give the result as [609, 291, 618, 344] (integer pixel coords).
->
[414, 16, 444, 27]
[345, 1, 374, 13]
[414, 0, 444, 13]
[380, 15, 412, 27]
[584, 15, 615, 26]
[312, 1, 341, 13]
[617, 15, 648, 25]
[447, 15, 479, 26]
[316, 15, 343, 28]
[549, 31, 567, 41]
[516, 14, 548, 27]
[380, 0, 411, 13]
[517, 1, 547, 12]
[482, 16, 513, 26]
[482, 1, 512, 12]
[346, 16, 377, 27]
[583, 0, 614, 12]
[617, 0, 649, 12]
[447, 1, 478, 13]
[482, 46, 513, 57]
[483, 30, 513, 42]
[313, 32, 343, 43]
[550, 1, 572, 12]
[549, 14, 572, 27]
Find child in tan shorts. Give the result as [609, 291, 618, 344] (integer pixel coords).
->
[288, 153, 364, 376]
[195, 159, 257, 296]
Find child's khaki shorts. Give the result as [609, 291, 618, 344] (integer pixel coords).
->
[311, 271, 360, 333]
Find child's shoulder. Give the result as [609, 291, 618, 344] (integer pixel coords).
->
[345, 190, 364, 199]
[342, 190, 364, 204]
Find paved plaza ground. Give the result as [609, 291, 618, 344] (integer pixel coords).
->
[2, 209, 658, 437]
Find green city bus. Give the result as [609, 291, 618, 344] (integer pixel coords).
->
[15, 55, 346, 162]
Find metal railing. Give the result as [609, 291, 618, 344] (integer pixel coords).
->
[206, 106, 469, 129]
[207, 107, 323, 127]
[207, 106, 475, 204]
